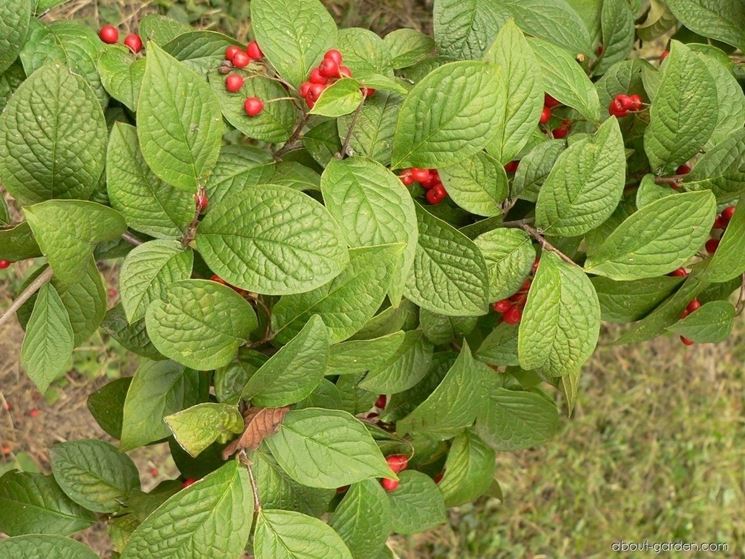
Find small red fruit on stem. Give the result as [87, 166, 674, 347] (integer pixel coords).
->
[504, 160, 519, 174]
[386, 454, 409, 473]
[309, 68, 328, 84]
[98, 25, 119, 44]
[721, 206, 736, 222]
[319, 58, 340, 79]
[246, 40, 263, 60]
[339, 65, 352, 78]
[544, 94, 560, 108]
[244, 97, 264, 117]
[502, 306, 522, 325]
[705, 238, 719, 254]
[225, 45, 241, 62]
[676, 164, 691, 175]
[381, 478, 399, 492]
[225, 73, 244, 93]
[375, 394, 387, 409]
[540, 106, 551, 125]
[124, 33, 143, 54]
[181, 478, 197, 489]
[680, 335, 694, 346]
[426, 183, 447, 205]
[492, 299, 512, 314]
[324, 49, 343, 64]
[669, 267, 688, 277]
[232, 51, 250, 69]
[0, 260, 11, 270]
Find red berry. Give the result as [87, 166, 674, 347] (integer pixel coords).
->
[319, 58, 340, 79]
[433, 472, 444, 484]
[714, 215, 728, 229]
[540, 106, 551, 125]
[660, 50, 670, 62]
[686, 299, 701, 314]
[299, 82, 311, 97]
[246, 40, 263, 60]
[339, 65, 352, 77]
[544, 94, 560, 108]
[492, 299, 512, 314]
[509, 292, 527, 306]
[669, 267, 688, 277]
[210, 274, 226, 285]
[149, 467, 158, 477]
[98, 25, 119, 44]
[628, 94, 643, 111]
[426, 184, 447, 205]
[504, 160, 519, 174]
[124, 33, 143, 54]
[386, 454, 409, 473]
[676, 164, 691, 175]
[324, 49, 343, 64]
[502, 306, 522, 325]
[722, 206, 736, 222]
[307, 82, 325, 101]
[596, 45, 604, 56]
[705, 238, 719, 254]
[381, 478, 399, 492]
[531, 258, 540, 274]
[552, 124, 570, 139]
[361, 87, 376, 98]
[0, 260, 11, 270]
[609, 98, 627, 118]
[29, 408, 40, 418]
[375, 394, 387, 409]
[309, 68, 329, 84]
[225, 45, 241, 62]
[410, 167, 432, 184]
[194, 191, 208, 212]
[181, 478, 197, 489]
[680, 335, 694, 346]
[400, 171, 415, 186]
[617, 94, 634, 110]
[225, 73, 244, 93]
[232, 51, 250, 69]
[244, 97, 264, 117]
[519, 278, 532, 292]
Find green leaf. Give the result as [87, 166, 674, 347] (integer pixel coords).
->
[592, 275, 683, 323]
[0, 64, 106, 204]
[700, 52, 745, 148]
[24, 200, 126, 281]
[0, 62, 25, 115]
[304, 119, 342, 166]
[164, 31, 238, 75]
[321, 157, 417, 305]
[419, 309, 477, 346]
[595, 0, 635, 75]
[337, 92, 403, 166]
[337, 28, 392, 77]
[584, 191, 717, 280]
[311, 78, 364, 117]
[243, 315, 329, 407]
[636, 173, 674, 208]
[512, 140, 566, 202]
[106, 123, 194, 239]
[120, 359, 205, 451]
[483, 20, 544, 163]
[0, 471, 94, 536]
[265, 408, 394, 488]
[536, 117, 625, 236]
[353, 299, 418, 340]
[0, 222, 41, 261]
[404, 205, 489, 317]
[146, 280, 256, 370]
[86, 376, 132, 439]
[384, 29, 434, 69]
[251, 0, 337, 88]
[666, 0, 745, 51]
[53, 257, 107, 344]
[50, 440, 139, 513]
[197, 185, 349, 295]
[254, 509, 352, 559]
[701, 197, 745, 282]
[137, 42, 223, 191]
[165, 403, 244, 457]
[667, 300, 735, 343]
[97, 46, 145, 112]
[139, 14, 191, 45]
[474, 228, 535, 302]
[439, 152, 507, 217]
[684, 128, 745, 202]
[391, 61, 503, 169]
[214, 350, 267, 404]
[475, 323, 519, 367]
[330, 480, 393, 559]
[433, 0, 509, 60]
[0, 535, 96, 559]
[20, 284, 73, 393]
[271, 244, 400, 344]
[101, 306, 162, 361]
[519, 252, 600, 376]
[326, 331, 406, 376]
[643, 41, 718, 173]
[528, 38, 601, 123]
[209, 72, 296, 143]
[475, 387, 561, 450]
[397, 343, 486, 438]
[388, 471, 446, 535]
[439, 430, 495, 506]
[122, 462, 253, 559]
[358, 330, 434, 394]
[0, 0, 33, 74]
[120, 240, 194, 323]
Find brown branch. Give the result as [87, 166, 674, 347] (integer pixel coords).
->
[655, 175, 687, 187]
[274, 113, 310, 159]
[501, 217, 535, 228]
[121, 231, 144, 246]
[521, 224, 577, 266]
[239, 451, 262, 513]
[0, 266, 54, 328]
[337, 99, 365, 159]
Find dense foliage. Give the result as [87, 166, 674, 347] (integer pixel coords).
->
[1, 0, 745, 557]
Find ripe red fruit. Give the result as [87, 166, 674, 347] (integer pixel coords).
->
[503, 306, 522, 325]
[552, 123, 570, 139]
[29, 408, 40, 418]
[492, 299, 512, 313]
[617, 94, 634, 110]
[722, 206, 736, 222]
[307, 82, 325, 102]
[0, 260, 11, 269]
[686, 299, 701, 314]
[628, 94, 643, 111]
[232, 51, 250, 69]
[244, 97, 264, 117]
[246, 40, 263, 60]
[361, 87, 376, 98]
[386, 455, 409, 473]
[609, 98, 627, 117]
[676, 164, 691, 175]
[680, 335, 694, 346]
[375, 394, 387, 409]
[660, 50, 670, 62]
[319, 58, 340, 79]
[519, 278, 532, 292]
[713, 215, 727, 229]
[381, 478, 399, 492]
[669, 267, 688, 277]
[504, 160, 519, 174]
[339, 65, 352, 77]
[299, 82, 311, 97]
[225, 45, 241, 62]
[426, 183, 447, 205]
[225, 73, 244, 93]
[705, 238, 719, 254]
[325, 49, 343, 64]
[309, 68, 329, 85]
[210, 274, 227, 285]
[540, 106, 551, 124]
[544, 94, 560, 108]
[410, 167, 431, 184]
[181, 478, 197, 489]
[98, 25, 119, 44]
[400, 171, 415, 186]
[124, 33, 143, 54]
[595, 45, 604, 56]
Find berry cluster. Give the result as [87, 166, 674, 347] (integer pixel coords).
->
[491, 259, 540, 325]
[98, 25, 142, 54]
[381, 454, 409, 492]
[705, 205, 736, 254]
[221, 41, 266, 118]
[224, 40, 264, 70]
[541, 94, 571, 138]
[399, 168, 448, 205]
[679, 298, 701, 346]
[608, 93, 643, 118]
[297, 50, 362, 109]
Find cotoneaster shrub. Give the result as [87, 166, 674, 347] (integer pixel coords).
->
[1, 0, 745, 557]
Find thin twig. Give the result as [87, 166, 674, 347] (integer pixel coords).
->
[337, 99, 365, 159]
[0, 267, 54, 328]
[121, 231, 144, 246]
[521, 224, 577, 266]
[239, 451, 262, 513]
[501, 217, 535, 228]
[274, 113, 310, 159]
[655, 175, 687, 187]
[736, 273, 745, 315]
